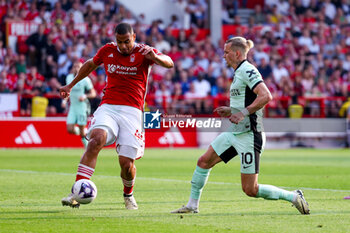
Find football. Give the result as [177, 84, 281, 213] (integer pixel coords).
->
[72, 179, 97, 204]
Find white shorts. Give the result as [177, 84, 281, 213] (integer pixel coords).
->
[87, 104, 145, 160]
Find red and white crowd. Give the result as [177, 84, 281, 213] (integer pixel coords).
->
[0, 0, 349, 117]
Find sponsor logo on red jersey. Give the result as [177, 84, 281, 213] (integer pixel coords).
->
[106, 64, 138, 75]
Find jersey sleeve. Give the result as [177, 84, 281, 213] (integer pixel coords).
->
[92, 45, 106, 66]
[242, 66, 263, 91]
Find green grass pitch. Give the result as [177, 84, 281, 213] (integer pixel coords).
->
[0, 148, 350, 233]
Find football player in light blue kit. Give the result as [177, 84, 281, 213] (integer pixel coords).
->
[172, 37, 310, 215]
[65, 61, 96, 147]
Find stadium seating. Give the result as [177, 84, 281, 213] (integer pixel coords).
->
[0, 0, 349, 118]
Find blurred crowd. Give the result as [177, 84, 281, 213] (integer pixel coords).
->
[0, 0, 349, 117]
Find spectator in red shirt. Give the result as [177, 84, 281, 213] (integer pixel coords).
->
[25, 2, 39, 20]
[6, 66, 18, 91]
[51, 2, 67, 22]
[27, 66, 44, 84]
[167, 45, 182, 63]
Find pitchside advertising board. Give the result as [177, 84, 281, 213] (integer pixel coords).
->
[0, 117, 198, 148]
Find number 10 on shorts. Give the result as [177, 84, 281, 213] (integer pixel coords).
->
[241, 152, 253, 169]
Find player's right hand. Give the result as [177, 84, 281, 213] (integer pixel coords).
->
[214, 106, 231, 117]
[59, 85, 71, 99]
[229, 112, 244, 124]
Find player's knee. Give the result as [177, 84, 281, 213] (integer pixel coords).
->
[88, 135, 105, 150]
[67, 128, 74, 134]
[67, 126, 74, 134]
[242, 185, 258, 197]
[197, 150, 219, 169]
[197, 156, 210, 169]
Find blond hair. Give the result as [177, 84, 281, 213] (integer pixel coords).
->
[225, 36, 254, 56]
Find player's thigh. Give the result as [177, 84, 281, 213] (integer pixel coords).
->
[87, 104, 119, 146]
[211, 132, 239, 164]
[235, 131, 265, 174]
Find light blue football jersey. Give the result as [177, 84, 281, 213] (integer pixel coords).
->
[229, 60, 264, 134]
[66, 74, 93, 112]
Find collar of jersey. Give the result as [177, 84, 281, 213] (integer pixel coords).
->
[116, 43, 138, 55]
[235, 59, 247, 72]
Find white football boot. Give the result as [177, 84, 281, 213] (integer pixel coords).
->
[171, 205, 199, 214]
[61, 193, 80, 208]
[124, 195, 138, 210]
[292, 190, 310, 215]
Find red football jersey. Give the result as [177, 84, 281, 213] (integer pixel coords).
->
[93, 42, 161, 110]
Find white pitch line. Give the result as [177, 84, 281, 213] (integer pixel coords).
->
[1, 169, 350, 193]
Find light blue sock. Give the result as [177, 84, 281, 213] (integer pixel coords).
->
[257, 184, 296, 202]
[189, 166, 211, 200]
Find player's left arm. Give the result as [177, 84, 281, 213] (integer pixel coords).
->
[246, 82, 273, 114]
[229, 82, 272, 124]
[139, 45, 174, 68]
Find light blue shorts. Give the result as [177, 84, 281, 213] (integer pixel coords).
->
[211, 131, 265, 174]
[67, 109, 87, 126]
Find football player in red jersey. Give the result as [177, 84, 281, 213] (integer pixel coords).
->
[60, 23, 174, 209]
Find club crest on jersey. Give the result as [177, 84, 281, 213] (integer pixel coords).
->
[130, 54, 135, 62]
[107, 64, 117, 73]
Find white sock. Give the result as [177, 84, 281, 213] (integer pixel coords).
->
[187, 197, 199, 209]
